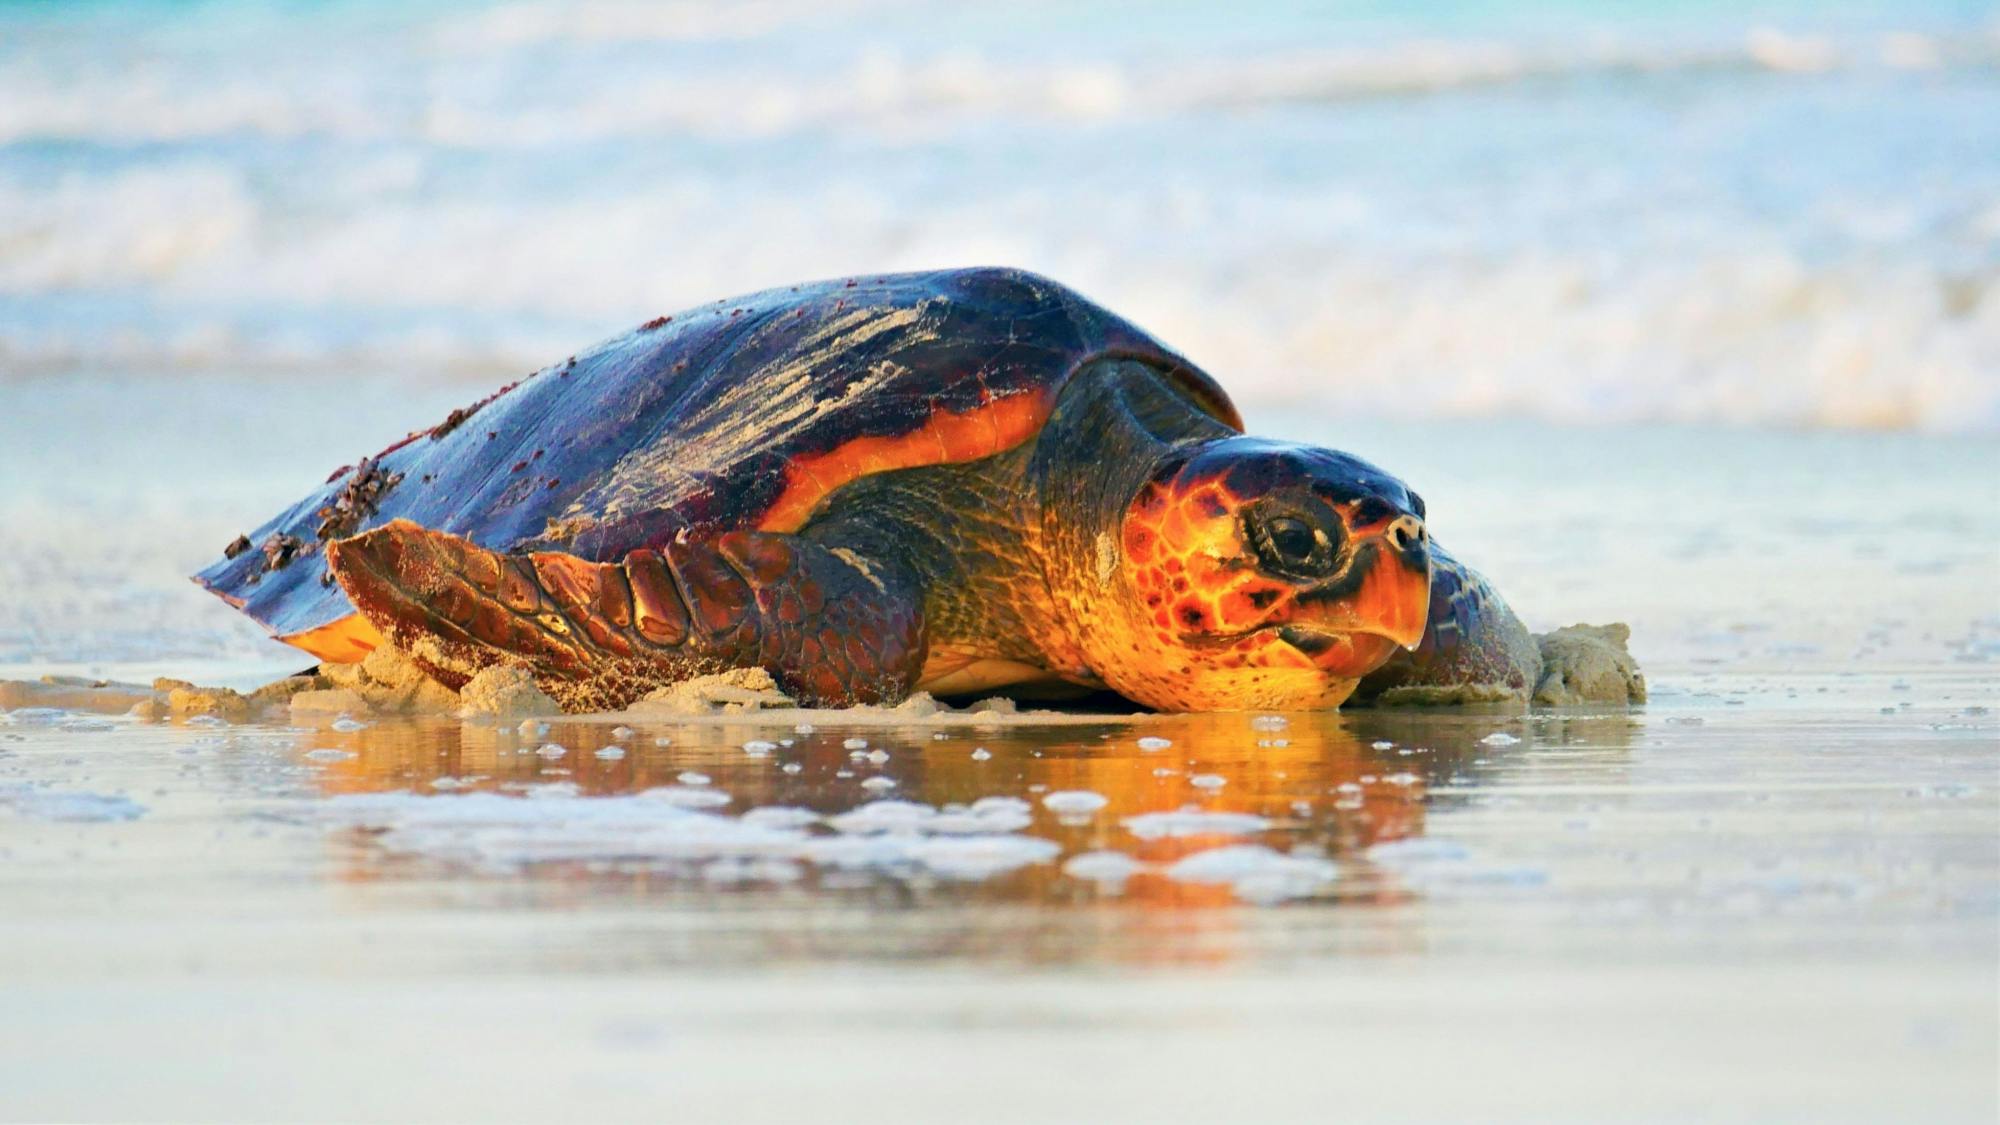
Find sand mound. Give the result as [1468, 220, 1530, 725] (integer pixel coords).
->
[1533, 623, 1647, 705]
[288, 688, 373, 716]
[318, 647, 461, 715]
[455, 666, 558, 720]
[626, 669, 795, 716]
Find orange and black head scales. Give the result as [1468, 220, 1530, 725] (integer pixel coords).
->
[1091, 437, 1432, 711]
[195, 267, 1521, 714]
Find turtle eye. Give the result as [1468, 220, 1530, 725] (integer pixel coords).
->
[1253, 513, 1334, 578]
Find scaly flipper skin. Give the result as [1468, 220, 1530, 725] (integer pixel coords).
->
[326, 519, 925, 712]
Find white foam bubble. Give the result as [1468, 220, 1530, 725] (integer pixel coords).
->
[1122, 810, 1272, 839]
[313, 791, 794, 869]
[1164, 844, 1337, 904]
[1063, 850, 1140, 882]
[740, 806, 821, 830]
[805, 833, 1060, 881]
[637, 785, 732, 809]
[1041, 790, 1108, 814]
[826, 800, 937, 835]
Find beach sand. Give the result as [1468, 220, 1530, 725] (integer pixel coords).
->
[0, 665, 1992, 1122]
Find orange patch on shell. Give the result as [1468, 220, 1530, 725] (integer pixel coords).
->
[757, 389, 1054, 532]
[281, 612, 384, 663]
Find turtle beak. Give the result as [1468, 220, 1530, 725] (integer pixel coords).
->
[1350, 514, 1431, 650]
[1279, 515, 1432, 674]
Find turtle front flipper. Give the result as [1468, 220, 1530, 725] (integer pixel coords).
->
[325, 519, 926, 712]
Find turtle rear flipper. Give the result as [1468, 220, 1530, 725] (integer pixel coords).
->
[326, 519, 926, 712]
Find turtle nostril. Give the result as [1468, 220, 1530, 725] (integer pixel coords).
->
[1384, 514, 1427, 559]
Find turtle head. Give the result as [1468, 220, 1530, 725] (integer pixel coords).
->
[1086, 437, 1432, 711]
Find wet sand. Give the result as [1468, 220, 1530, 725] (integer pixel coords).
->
[1, 668, 1994, 1122]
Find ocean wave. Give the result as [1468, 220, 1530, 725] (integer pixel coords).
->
[2, 1, 1995, 430]
[437, 0, 894, 49]
[0, 16, 1994, 145]
[5, 247, 1993, 431]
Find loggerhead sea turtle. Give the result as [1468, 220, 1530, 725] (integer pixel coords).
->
[196, 268, 1639, 712]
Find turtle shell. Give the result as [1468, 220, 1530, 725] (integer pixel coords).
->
[195, 267, 1244, 661]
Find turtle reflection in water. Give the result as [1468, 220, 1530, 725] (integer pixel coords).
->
[197, 268, 1637, 713]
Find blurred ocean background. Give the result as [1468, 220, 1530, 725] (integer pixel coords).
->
[3, 0, 1997, 429]
[1, 0, 1996, 675]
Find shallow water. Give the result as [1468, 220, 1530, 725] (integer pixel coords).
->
[7, 692, 1992, 964]
[1, 669, 1994, 1121]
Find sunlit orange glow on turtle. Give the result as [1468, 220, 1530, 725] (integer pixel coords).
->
[197, 268, 1541, 713]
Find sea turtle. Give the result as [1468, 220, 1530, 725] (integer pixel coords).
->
[197, 267, 1623, 713]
